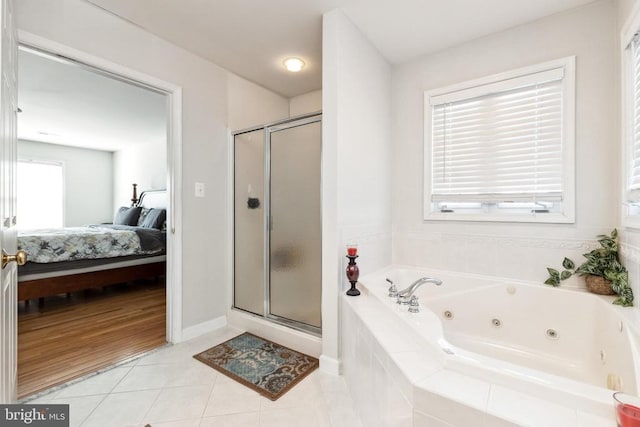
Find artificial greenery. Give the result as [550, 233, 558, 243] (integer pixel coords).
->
[545, 229, 634, 307]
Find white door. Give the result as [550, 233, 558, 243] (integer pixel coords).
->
[0, 0, 20, 404]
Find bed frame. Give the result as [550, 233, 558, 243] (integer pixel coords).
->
[18, 262, 165, 301]
[18, 186, 167, 301]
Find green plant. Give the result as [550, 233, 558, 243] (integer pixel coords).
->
[545, 229, 634, 307]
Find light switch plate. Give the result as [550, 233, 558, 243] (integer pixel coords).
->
[195, 182, 205, 198]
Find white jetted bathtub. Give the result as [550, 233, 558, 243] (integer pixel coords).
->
[340, 266, 640, 426]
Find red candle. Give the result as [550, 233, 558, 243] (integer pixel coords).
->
[617, 403, 640, 426]
[346, 244, 358, 256]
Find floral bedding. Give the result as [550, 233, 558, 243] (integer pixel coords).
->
[18, 225, 165, 264]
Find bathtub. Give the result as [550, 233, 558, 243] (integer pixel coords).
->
[340, 266, 640, 426]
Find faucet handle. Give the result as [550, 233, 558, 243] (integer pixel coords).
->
[386, 278, 397, 297]
[397, 295, 410, 305]
[408, 295, 420, 313]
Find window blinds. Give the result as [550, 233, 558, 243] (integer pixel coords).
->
[430, 68, 565, 204]
[629, 34, 640, 202]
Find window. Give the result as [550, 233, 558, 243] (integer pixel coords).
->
[17, 160, 64, 229]
[424, 57, 575, 223]
[623, 26, 640, 226]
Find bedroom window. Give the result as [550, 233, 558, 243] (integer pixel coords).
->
[17, 160, 64, 229]
[423, 57, 576, 223]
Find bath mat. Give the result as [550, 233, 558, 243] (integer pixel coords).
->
[193, 332, 318, 400]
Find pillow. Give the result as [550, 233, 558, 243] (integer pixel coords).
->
[114, 206, 142, 226]
[137, 207, 151, 226]
[140, 208, 166, 229]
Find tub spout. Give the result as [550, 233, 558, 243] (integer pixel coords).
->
[397, 277, 442, 305]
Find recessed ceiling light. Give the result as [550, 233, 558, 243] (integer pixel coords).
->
[283, 57, 305, 72]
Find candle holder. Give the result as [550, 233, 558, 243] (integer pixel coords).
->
[346, 243, 358, 257]
[346, 254, 360, 296]
[614, 392, 640, 427]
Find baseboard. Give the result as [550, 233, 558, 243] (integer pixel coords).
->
[180, 315, 227, 342]
[319, 354, 341, 375]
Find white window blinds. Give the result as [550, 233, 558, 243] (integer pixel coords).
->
[429, 67, 565, 203]
[628, 34, 640, 202]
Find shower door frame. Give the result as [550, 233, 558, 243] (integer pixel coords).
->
[232, 112, 322, 336]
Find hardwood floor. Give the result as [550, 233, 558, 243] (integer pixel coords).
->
[17, 279, 166, 398]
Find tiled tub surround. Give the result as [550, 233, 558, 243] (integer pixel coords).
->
[341, 266, 640, 426]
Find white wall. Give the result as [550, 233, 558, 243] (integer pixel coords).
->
[113, 140, 167, 208]
[227, 73, 289, 131]
[322, 9, 392, 371]
[16, 0, 231, 331]
[392, 0, 617, 287]
[18, 139, 113, 225]
[618, 0, 637, 26]
[228, 75, 320, 131]
[290, 90, 322, 117]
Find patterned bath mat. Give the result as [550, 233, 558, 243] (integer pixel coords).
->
[193, 332, 319, 400]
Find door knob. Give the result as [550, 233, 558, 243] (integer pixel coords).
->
[2, 249, 26, 269]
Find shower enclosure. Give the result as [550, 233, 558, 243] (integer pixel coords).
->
[233, 113, 321, 335]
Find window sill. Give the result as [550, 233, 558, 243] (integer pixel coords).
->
[423, 211, 575, 224]
[622, 214, 640, 230]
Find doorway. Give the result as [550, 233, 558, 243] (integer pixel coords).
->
[14, 42, 181, 398]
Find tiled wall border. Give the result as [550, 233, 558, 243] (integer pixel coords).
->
[620, 242, 640, 265]
[393, 231, 598, 251]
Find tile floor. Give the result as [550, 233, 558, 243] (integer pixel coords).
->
[24, 326, 362, 427]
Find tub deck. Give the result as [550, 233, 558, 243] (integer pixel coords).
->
[340, 265, 640, 426]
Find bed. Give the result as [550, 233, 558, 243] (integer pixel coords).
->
[17, 188, 167, 301]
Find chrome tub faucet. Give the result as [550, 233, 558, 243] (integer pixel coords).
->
[396, 276, 442, 305]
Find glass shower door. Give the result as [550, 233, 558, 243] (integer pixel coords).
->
[268, 120, 322, 329]
[233, 129, 265, 316]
